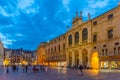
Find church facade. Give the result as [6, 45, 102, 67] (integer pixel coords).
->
[37, 5, 120, 69]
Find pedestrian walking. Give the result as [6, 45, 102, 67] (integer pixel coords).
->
[25, 66, 28, 73]
[45, 65, 48, 72]
[22, 65, 25, 72]
[6, 66, 9, 73]
[78, 64, 83, 75]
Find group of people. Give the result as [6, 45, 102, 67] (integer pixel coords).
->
[5, 65, 48, 73]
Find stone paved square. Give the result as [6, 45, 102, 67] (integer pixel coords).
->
[0, 67, 120, 80]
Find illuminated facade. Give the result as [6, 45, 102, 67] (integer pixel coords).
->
[45, 34, 66, 67]
[0, 41, 4, 66]
[67, 5, 120, 69]
[4, 48, 36, 65]
[37, 34, 66, 67]
[22, 50, 36, 65]
[38, 5, 120, 69]
[36, 42, 46, 65]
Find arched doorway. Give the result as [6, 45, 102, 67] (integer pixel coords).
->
[82, 49, 88, 68]
[75, 50, 79, 66]
[68, 52, 72, 66]
[91, 52, 99, 69]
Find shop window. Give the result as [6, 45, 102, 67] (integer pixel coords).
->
[108, 29, 113, 39]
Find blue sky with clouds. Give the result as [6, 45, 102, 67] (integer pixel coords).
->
[0, 0, 118, 50]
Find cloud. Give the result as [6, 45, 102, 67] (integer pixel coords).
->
[62, 0, 70, 12]
[0, 15, 13, 26]
[81, 0, 112, 20]
[0, 33, 16, 48]
[89, 0, 109, 8]
[0, 0, 118, 50]
[16, 34, 23, 37]
[18, 0, 34, 9]
[0, 6, 9, 16]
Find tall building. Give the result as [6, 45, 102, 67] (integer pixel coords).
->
[22, 50, 36, 65]
[38, 5, 120, 69]
[36, 42, 46, 65]
[10, 49, 22, 65]
[0, 41, 4, 66]
[4, 48, 36, 65]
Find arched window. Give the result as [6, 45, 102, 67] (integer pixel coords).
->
[75, 32, 79, 43]
[68, 35, 72, 45]
[82, 28, 88, 41]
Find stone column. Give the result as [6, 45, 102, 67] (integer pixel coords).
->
[87, 49, 91, 68]
[72, 33, 75, 46]
[66, 51, 69, 67]
[79, 30, 82, 45]
[72, 53, 75, 67]
[79, 50, 82, 65]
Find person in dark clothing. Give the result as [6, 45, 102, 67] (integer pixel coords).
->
[6, 66, 9, 73]
[78, 64, 83, 75]
[25, 66, 28, 73]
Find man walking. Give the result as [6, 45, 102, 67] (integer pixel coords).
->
[78, 64, 83, 75]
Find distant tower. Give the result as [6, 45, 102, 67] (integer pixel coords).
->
[88, 13, 91, 20]
[76, 11, 78, 18]
[80, 11, 82, 19]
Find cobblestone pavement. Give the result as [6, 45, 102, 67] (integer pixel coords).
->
[0, 67, 120, 80]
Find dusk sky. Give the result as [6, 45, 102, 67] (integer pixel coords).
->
[0, 0, 118, 50]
